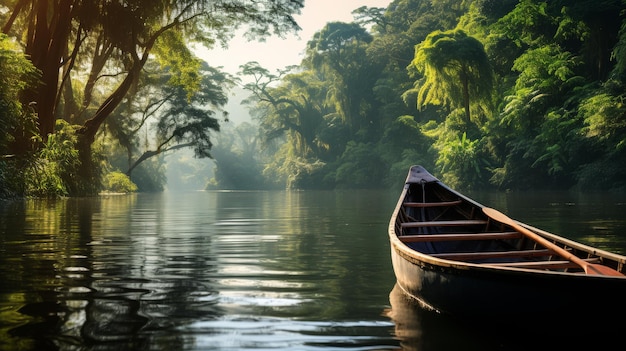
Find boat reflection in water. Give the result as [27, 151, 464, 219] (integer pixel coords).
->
[385, 283, 622, 350]
[385, 284, 508, 351]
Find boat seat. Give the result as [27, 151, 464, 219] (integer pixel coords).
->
[399, 231, 521, 243]
[403, 200, 463, 208]
[487, 258, 601, 270]
[431, 249, 554, 261]
[401, 219, 488, 228]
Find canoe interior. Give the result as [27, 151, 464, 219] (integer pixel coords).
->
[393, 166, 626, 274]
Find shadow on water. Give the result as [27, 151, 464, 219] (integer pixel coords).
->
[386, 283, 624, 351]
[386, 284, 511, 351]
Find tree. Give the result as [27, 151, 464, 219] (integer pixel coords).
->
[352, 6, 390, 34]
[241, 62, 330, 159]
[304, 22, 379, 133]
[208, 122, 267, 190]
[613, 14, 626, 78]
[408, 29, 494, 126]
[1, 0, 303, 194]
[0, 33, 39, 197]
[122, 62, 235, 176]
[240, 62, 336, 188]
[0, 33, 38, 155]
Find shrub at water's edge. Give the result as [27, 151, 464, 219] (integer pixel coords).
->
[102, 171, 138, 194]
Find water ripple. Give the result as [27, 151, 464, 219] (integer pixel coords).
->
[186, 316, 397, 351]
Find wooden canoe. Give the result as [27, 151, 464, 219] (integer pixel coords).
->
[388, 165, 626, 321]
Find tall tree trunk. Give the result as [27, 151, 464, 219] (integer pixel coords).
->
[73, 136, 98, 195]
[73, 67, 139, 195]
[75, 45, 153, 194]
[78, 20, 164, 144]
[22, 0, 75, 139]
[1, 0, 27, 34]
[79, 65, 140, 144]
[82, 34, 114, 115]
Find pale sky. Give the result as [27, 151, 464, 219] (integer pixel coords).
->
[198, 0, 393, 75]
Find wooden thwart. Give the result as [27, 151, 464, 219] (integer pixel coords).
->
[488, 258, 601, 270]
[401, 219, 488, 228]
[404, 200, 462, 208]
[400, 231, 521, 242]
[431, 249, 553, 261]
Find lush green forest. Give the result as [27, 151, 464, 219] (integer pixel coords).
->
[2, 0, 626, 197]
[0, 0, 302, 197]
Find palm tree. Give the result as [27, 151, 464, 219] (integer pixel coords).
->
[410, 29, 494, 125]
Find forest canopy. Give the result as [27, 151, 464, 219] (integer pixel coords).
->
[1, 0, 626, 196]
[0, 0, 302, 196]
[233, 0, 626, 192]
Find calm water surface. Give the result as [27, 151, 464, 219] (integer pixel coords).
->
[1, 189, 625, 351]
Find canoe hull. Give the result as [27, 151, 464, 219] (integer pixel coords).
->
[391, 241, 626, 319]
[388, 165, 626, 320]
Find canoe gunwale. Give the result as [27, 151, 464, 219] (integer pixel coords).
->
[516, 221, 626, 266]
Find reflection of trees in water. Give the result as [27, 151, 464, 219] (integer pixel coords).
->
[78, 280, 221, 349]
[76, 195, 222, 350]
[2, 195, 224, 350]
[82, 298, 149, 347]
[212, 190, 396, 321]
[0, 198, 98, 350]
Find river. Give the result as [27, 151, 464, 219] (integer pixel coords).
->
[1, 189, 625, 351]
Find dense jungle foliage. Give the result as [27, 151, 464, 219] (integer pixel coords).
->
[1, 0, 626, 196]
[234, 0, 626, 192]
